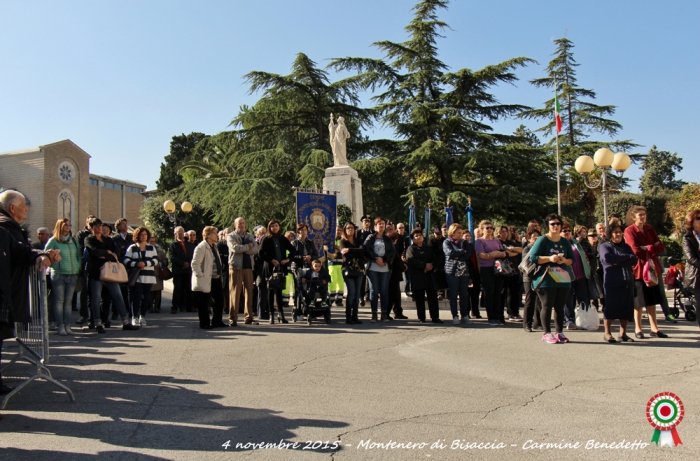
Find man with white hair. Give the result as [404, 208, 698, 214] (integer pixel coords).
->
[0, 190, 56, 395]
[228, 218, 259, 326]
[32, 227, 51, 250]
[169, 226, 194, 313]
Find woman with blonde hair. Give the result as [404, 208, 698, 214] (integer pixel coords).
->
[191, 226, 226, 329]
[442, 223, 472, 324]
[45, 218, 82, 335]
[475, 220, 507, 326]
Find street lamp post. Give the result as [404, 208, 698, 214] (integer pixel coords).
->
[163, 200, 193, 227]
[574, 148, 631, 227]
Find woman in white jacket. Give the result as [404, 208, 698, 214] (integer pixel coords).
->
[191, 226, 226, 329]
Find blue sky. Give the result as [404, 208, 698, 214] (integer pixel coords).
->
[1, 0, 697, 191]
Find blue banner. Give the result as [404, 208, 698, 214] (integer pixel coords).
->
[445, 206, 454, 228]
[466, 204, 474, 236]
[296, 192, 337, 256]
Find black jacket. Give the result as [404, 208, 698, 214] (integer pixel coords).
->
[356, 228, 374, 245]
[682, 231, 700, 290]
[291, 238, 319, 270]
[363, 234, 396, 272]
[428, 236, 446, 272]
[169, 239, 195, 276]
[77, 227, 92, 250]
[339, 238, 365, 270]
[0, 209, 38, 324]
[84, 234, 118, 280]
[112, 233, 133, 263]
[0, 226, 44, 325]
[406, 243, 436, 292]
[259, 233, 296, 278]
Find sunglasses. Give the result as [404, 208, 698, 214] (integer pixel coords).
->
[562, 229, 571, 233]
[484, 226, 493, 230]
[549, 222, 561, 226]
[695, 217, 700, 221]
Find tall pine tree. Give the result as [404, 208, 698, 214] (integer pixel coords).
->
[329, 0, 552, 225]
[519, 38, 639, 225]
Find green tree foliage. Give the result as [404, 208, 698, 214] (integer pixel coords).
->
[667, 183, 700, 234]
[638, 145, 686, 194]
[594, 191, 673, 236]
[177, 53, 374, 229]
[156, 133, 208, 193]
[140, 192, 212, 246]
[337, 204, 352, 227]
[328, 0, 552, 226]
[519, 38, 639, 226]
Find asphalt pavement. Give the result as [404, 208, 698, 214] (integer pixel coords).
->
[1, 285, 698, 460]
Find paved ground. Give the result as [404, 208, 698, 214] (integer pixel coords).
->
[1, 286, 698, 461]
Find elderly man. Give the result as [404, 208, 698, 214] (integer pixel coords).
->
[0, 190, 55, 395]
[187, 230, 197, 245]
[596, 222, 606, 242]
[228, 218, 259, 326]
[170, 226, 194, 313]
[32, 227, 51, 250]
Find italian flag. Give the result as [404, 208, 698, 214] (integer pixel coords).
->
[554, 94, 563, 134]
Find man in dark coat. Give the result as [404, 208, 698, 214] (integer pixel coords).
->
[356, 215, 374, 306]
[112, 218, 133, 313]
[170, 226, 195, 313]
[0, 190, 54, 395]
[76, 216, 96, 323]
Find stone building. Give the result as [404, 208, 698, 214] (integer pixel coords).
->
[0, 139, 146, 236]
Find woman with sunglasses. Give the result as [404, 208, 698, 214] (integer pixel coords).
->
[528, 213, 574, 344]
[259, 219, 296, 324]
[560, 221, 594, 330]
[363, 217, 396, 323]
[475, 220, 507, 326]
[340, 222, 365, 324]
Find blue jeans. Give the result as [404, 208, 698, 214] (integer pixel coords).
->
[52, 273, 78, 325]
[130, 283, 154, 317]
[90, 279, 127, 323]
[445, 274, 469, 318]
[366, 270, 390, 314]
[343, 275, 362, 318]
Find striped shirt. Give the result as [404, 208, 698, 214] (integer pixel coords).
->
[124, 244, 159, 285]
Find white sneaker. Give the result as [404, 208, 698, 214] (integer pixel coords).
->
[452, 316, 459, 325]
[49, 321, 57, 331]
[57, 324, 67, 336]
[131, 317, 138, 326]
[460, 316, 471, 325]
[139, 316, 147, 326]
[64, 325, 74, 335]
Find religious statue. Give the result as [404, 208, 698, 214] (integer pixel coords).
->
[328, 113, 350, 167]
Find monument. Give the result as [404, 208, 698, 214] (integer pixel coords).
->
[323, 113, 364, 224]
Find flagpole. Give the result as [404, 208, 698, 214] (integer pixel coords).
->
[554, 75, 562, 216]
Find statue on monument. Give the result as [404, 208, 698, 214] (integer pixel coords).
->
[328, 113, 350, 167]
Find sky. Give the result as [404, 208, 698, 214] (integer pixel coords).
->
[1, 0, 698, 192]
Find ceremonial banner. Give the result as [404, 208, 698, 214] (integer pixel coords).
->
[296, 191, 337, 256]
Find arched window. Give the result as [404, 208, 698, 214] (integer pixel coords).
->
[58, 189, 74, 223]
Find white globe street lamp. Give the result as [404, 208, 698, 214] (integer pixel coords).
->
[163, 200, 193, 227]
[575, 148, 630, 227]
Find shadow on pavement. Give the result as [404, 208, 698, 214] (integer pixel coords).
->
[0, 367, 349, 455]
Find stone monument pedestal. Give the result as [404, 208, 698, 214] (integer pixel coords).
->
[323, 166, 363, 225]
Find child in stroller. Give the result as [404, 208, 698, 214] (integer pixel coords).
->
[302, 260, 331, 307]
[292, 259, 333, 324]
[665, 258, 698, 322]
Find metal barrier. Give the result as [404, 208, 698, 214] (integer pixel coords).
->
[1, 266, 75, 409]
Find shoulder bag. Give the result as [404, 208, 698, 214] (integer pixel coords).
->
[493, 241, 517, 277]
[267, 268, 286, 291]
[100, 254, 128, 283]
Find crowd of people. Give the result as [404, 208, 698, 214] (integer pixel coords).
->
[1, 186, 699, 358]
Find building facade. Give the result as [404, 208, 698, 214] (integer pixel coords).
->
[0, 139, 146, 236]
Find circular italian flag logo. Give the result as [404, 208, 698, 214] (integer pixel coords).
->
[646, 392, 683, 446]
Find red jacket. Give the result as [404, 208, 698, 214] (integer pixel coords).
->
[623, 224, 664, 281]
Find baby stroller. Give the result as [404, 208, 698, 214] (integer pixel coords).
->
[291, 268, 332, 325]
[665, 260, 697, 322]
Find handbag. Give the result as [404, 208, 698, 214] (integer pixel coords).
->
[159, 265, 173, 281]
[74, 273, 84, 293]
[518, 257, 537, 277]
[455, 261, 469, 277]
[342, 264, 363, 278]
[100, 255, 128, 283]
[128, 267, 141, 286]
[267, 269, 286, 291]
[494, 258, 517, 277]
[643, 259, 659, 287]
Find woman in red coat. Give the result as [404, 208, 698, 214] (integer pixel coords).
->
[623, 206, 668, 339]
